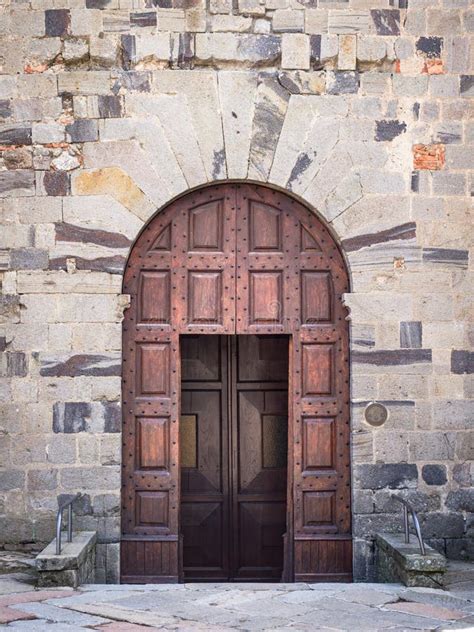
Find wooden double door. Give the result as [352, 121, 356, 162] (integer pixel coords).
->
[121, 182, 352, 583]
[181, 334, 289, 581]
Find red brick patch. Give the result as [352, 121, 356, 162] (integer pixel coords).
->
[413, 144, 445, 170]
[422, 59, 444, 75]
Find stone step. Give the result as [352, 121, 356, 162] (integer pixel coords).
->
[0, 552, 37, 576]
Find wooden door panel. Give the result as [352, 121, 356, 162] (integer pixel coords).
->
[180, 336, 229, 580]
[233, 335, 288, 581]
[181, 501, 227, 578]
[236, 501, 286, 579]
[237, 335, 288, 382]
[136, 417, 169, 471]
[181, 390, 223, 494]
[237, 390, 287, 495]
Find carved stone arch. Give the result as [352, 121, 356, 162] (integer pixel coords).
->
[121, 181, 351, 583]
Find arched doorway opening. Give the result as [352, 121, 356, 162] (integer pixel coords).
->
[121, 182, 351, 583]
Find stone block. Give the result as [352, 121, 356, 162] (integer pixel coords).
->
[370, 9, 400, 36]
[58, 72, 111, 95]
[422, 465, 447, 486]
[373, 431, 409, 463]
[328, 10, 370, 34]
[410, 432, 455, 461]
[432, 172, 466, 196]
[131, 11, 157, 28]
[400, 322, 422, 349]
[338, 34, 356, 70]
[361, 72, 390, 95]
[66, 119, 99, 143]
[430, 75, 460, 98]
[451, 350, 473, 375]
[392, 75, 428, 98]
[32, 122, 65, 144]
[355, 463, 418, 490]
[273, 10, 304, 33]
[376, 534, 447, 588]
[156, 8, 185, 31]
[238, 0, 265, 15]
[211, 15, 252, 32]
[445, 146, 474, 170]
[326, 70, 359, 94]
[59, 466, 120, 490]
[375, 119, 406, 142]
[45, 9, 71, 37]
[36, 531, 96, 588]
[3, 148, 33, 171]
[1, 125, 34, 150]
[46, 436, 77, 465]
[63, 38, 89, 63]
[195, 33, 281, 64]
[10, 248, 48, 270]
[37, 171, 71, 197]
[427, 9, 462, 36]
[460, 75, 474, 97]
[53, 400, 120, 434]
[71, 9, 103, 36]
[357, 36, 386, 63]
[305, 9, 328, 35]
[27, 470, 57, 491]
[0, 470, 25, 491]
[0, 171, 35, 198]
[281, 34, 310, 70]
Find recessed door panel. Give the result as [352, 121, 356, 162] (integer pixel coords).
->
[180, 334, 288, 581]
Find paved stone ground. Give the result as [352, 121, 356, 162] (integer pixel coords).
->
[0, 572, 473, 631]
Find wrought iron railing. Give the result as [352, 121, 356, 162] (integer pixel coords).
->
[391, 494, 426, 555]
[56, 493, 82, 555]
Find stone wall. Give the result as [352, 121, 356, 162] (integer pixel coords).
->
[0, 0, 472, 582]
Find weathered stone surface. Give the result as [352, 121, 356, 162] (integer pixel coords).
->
[52, 401, 120, 433]
[355, 464, 419, 490]
[375, 120, 406, 142]
[400, 322, 422, 349]
[66, 119, 99, 143]
[326, 70, 359, 94]
[45, 9, 70, 37]
[451, 350, 473, 374]
[0, 124, 32, 146]
[422, 465, 448, 486]
[41, 354, 120, 377]
[371, 9, 400, 36]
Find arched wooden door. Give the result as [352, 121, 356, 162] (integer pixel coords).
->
[121, 182, 351, 583]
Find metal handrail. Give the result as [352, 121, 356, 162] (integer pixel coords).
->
[56, 493, 82, 555]
[391, 495, 426, 555]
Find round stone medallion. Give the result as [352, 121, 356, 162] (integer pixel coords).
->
[364, 402, 389, 427]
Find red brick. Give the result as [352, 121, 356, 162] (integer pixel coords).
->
[422, 59, 444, 75]
[413, 143, 445, 170]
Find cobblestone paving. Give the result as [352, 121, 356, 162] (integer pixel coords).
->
[1, 573, 474, 631]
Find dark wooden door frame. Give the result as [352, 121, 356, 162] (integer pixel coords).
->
[121, 181, 351, 583]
